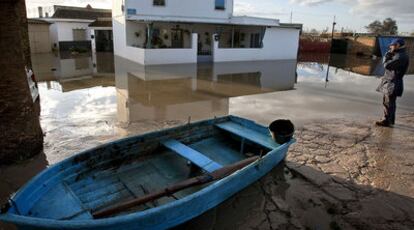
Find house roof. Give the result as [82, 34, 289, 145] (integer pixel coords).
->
[127, 15, 281, 27]
[52, 5, 111, 20]
[279, 23, 303, 30]
[27, 18, 51, 25]
[229, 16, 279, 27]
[89, 18, 113, 28]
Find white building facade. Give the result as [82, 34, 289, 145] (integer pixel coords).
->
[113, 0, 301, 65]
[28, 5, 112, 53]
[47, 19, 93, 51]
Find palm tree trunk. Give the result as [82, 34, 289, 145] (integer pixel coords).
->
[0, 0, 43, 164]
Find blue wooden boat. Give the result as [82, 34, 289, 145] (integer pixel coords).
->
[0, 116, 295, 229]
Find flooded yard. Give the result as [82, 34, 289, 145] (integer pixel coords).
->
[1, 52, 414, 229]
[31, 52, 414, 164]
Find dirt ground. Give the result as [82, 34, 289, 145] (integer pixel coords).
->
[181, 113, 414, 230]
[1, 114, 414, 230]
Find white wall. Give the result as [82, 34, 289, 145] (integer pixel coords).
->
[28, 24, 52, 53]
[126, 21, 146, 47]
[54, 21, 92, 42]
[144, 33, 197, 65]
[125, 0, 233, 19]
[114, 15, 198, 66]
[112, 0, 125, 17]
[49, 23, 59, 48]
[213, 27, 300, 62]
[113, 16, 146, 64]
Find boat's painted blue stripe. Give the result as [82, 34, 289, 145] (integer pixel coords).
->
[215, 121, 279, 150]
[162, 139, 222, 173]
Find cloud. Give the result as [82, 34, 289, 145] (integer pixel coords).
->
[289, 0, 334, 6]
[294, 0, 414, 21]
[26, 0, 111, 9]
[234, 2, 284, 18]
[290, 0, 414, 30]
[352, 0, 414, 24]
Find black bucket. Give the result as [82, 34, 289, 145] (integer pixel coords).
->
[269, 120, 295, 144]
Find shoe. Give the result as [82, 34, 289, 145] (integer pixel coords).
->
[375, 120, 391, 127]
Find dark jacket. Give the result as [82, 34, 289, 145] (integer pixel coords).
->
[377, 48, 410, 97]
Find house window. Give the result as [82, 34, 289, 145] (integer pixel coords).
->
[215, 0, 225, 10]
[153, 0, 165, 6]
[250, 33, 261, 48]
[73, 29, 87, 41]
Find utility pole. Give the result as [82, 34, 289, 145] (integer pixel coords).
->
[331, 15, 336, 41]
[326, 15, 337, 88]
[290, 11, 293, 23]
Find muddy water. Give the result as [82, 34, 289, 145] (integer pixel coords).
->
[1, 52, 414, 229]
[30, 53, 414, 164]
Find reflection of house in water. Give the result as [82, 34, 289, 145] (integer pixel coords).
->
[92, 52, 115, 74]
[52, 56, 94, 79]
[329, 54, 385, 76]
[299, 53, 413, 77]
[114, 56, 297, 125]
[58, 75, 115, 92]
[31, 52, 115, 92]
[329, 54, 414, 76]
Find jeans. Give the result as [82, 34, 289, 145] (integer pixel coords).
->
[383, 94, 397, 124]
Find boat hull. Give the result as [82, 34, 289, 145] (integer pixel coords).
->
[0, 116, 294, 230]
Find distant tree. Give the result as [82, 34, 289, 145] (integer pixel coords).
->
[382, 18, 398, 35]
[366, 20, 383, 34]
[309, 28, 319, 35]
[365, 18, 398, 35]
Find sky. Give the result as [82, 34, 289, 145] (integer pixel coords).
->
[26, 0, 414, 34]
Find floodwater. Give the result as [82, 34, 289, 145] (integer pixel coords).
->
[30, 52, 414, 164]
[1, 52, 414, 229]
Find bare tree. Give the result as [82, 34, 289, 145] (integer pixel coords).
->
[0, 0, 43, 164]
[365, 18, 398, 35]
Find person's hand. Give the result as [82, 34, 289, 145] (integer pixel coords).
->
[385, 51, 395, 60]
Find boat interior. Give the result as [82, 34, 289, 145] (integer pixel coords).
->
[10, 117, 280, 221]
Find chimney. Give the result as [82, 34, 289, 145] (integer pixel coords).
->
[38, 6, 43, 18]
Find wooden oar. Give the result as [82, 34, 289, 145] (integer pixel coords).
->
[92, 156, 259, 219]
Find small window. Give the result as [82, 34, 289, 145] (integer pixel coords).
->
[215, 0, 225, 10]
[153, 0, 165, 6]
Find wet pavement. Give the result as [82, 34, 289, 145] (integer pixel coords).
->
[1, 52, 414, 229]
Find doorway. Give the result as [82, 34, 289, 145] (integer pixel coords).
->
[171, 28, 184, 48]
[95, 30, 113, 52]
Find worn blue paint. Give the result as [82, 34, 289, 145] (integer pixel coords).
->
[0, 116, 295, 230]
[216, 121, 280, 150]
[190, 137, 245, 165]
[162, 139, 222, 173]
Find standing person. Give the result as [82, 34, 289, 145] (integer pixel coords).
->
[376, 38, 410, 127]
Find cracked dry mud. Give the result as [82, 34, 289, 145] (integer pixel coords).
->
[181, 113, 414, 230]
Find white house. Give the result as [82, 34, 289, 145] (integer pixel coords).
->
[113, 0, 302, 65]
[31, 5, 112, 53]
